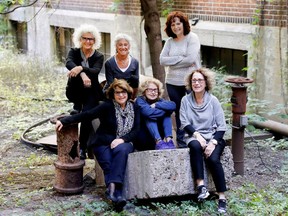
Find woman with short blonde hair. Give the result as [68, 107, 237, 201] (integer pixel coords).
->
[135, 77, 176, 150]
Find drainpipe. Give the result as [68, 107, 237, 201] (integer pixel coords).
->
[50, 115, 85, 194]
[225, 77, 254, 175]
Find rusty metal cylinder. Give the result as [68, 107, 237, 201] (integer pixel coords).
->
[226, 77, 253, 176]
[231, 85, 247, 176]
[51, 116, 85, 194]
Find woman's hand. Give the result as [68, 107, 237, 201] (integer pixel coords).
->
[55, 120, 63, 131]
[110, 138, 124, 149]
[204, 142, 216, 158]
[67, 66, 83, 78]
[195, 133, 207, 149]
[80, 73, 91, 88]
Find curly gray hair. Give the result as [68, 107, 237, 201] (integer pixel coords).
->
[72, 24, 101, 49]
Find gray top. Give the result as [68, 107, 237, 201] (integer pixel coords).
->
[160, 32, 201, 86]
[180, 91, 227, 144]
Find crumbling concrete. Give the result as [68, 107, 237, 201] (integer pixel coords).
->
[124, 147, 234, 199]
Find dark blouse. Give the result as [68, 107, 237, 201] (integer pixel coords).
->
[103, 55, 139, 90]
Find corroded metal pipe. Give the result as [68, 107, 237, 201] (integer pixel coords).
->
[51, 115, 85, 194]
[226, 77, 253, 176]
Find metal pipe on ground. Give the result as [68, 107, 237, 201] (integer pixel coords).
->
[249, 119, 288, 137]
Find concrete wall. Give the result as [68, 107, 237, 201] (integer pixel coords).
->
[7, 6, 288, 122]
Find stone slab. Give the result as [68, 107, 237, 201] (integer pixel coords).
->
[124, 147, 233, 200]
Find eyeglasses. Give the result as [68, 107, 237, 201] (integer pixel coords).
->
[81, 36, 95, 42]
[114, 90, 127, 96]
[191, 79, 205, 84]
[146, 88, 158, 94]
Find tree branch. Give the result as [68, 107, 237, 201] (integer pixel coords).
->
[0, 0, 39, 15]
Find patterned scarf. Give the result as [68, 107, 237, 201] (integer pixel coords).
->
[113, 100, 134, 138]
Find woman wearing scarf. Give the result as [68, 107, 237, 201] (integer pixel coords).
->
[56, 79, 140, 210]
[180, 68, 227, 213]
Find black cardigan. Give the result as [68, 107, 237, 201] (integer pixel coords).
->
[60, 100, 140, 147]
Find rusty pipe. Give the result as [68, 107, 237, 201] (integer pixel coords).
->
[226, 77, 253, 176]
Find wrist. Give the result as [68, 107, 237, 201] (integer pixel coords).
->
[211, 139, 218, 145]
[193, 131, 200, 138]
[80, 72, 86, 78]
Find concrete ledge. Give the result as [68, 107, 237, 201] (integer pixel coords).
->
[124, 147, 234, 200]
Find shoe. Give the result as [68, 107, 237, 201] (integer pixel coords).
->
[79, 149, 87, 160]
[115, 195, 126, 210]
[166, 140, 176, 149]
[197, 185, 210, 201]
[218, 199, 227, 213]
[155, 140, 170, 150]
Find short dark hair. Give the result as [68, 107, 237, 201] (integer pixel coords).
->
[164, 11, 191, 38]
[106, 78, 133, 100]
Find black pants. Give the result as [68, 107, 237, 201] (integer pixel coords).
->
[166, 83, 188, 148]
[66, 76, 103, 151]
[188, 139, 227, 192]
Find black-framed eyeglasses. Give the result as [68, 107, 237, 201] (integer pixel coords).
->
[191, 79, 205, 84]
[81, 36, 95, 42]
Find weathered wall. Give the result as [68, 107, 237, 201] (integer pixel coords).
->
[7, 0, 288, 121]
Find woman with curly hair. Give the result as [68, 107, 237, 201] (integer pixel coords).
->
[65, 24, 104, 159]
[180, 68, 227, 213]
[135, 77, 176, 150]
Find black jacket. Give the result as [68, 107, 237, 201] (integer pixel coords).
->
[60, 100, 140, 147]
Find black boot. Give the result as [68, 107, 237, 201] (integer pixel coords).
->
[114, 185, 126, 211]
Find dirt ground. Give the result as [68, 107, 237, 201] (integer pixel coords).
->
[0, 124, 287, 215]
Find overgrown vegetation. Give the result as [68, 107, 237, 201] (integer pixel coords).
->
[0, 49, 287, 215]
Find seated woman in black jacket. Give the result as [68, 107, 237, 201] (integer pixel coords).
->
[55, 79, 140, 209]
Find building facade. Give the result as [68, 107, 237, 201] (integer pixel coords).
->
[5, 0, 288, 122]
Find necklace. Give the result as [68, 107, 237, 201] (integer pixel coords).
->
[116, 54, 129, 68]
[194, 92, 205, 106]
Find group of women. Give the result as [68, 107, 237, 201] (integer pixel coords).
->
[55, 11, 227, 214]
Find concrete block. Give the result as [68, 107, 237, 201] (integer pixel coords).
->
[124, 147, 233, 199]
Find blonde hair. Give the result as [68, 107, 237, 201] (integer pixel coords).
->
[72, 24, 101, 49]
[106, 79, 133, 100]
[185, 68, 215, 92]
[139, 77, 164, 98]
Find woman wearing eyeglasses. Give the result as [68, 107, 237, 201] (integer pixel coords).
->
[180, 68, 227, 213]
[103, 33, 139, 100]
[65, 24, 104, 159]
[135, 77, 176, 151]
[56, 79, 140, 210]
[160, 11, 201, 148]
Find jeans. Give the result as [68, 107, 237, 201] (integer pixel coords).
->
[166, 83, 188, 148]
[188, 139, 227, 193]
[145, 115, 173, 141]
[93, 143, 133, 186]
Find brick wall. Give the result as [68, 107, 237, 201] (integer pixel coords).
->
[45, 0, 286, 27]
